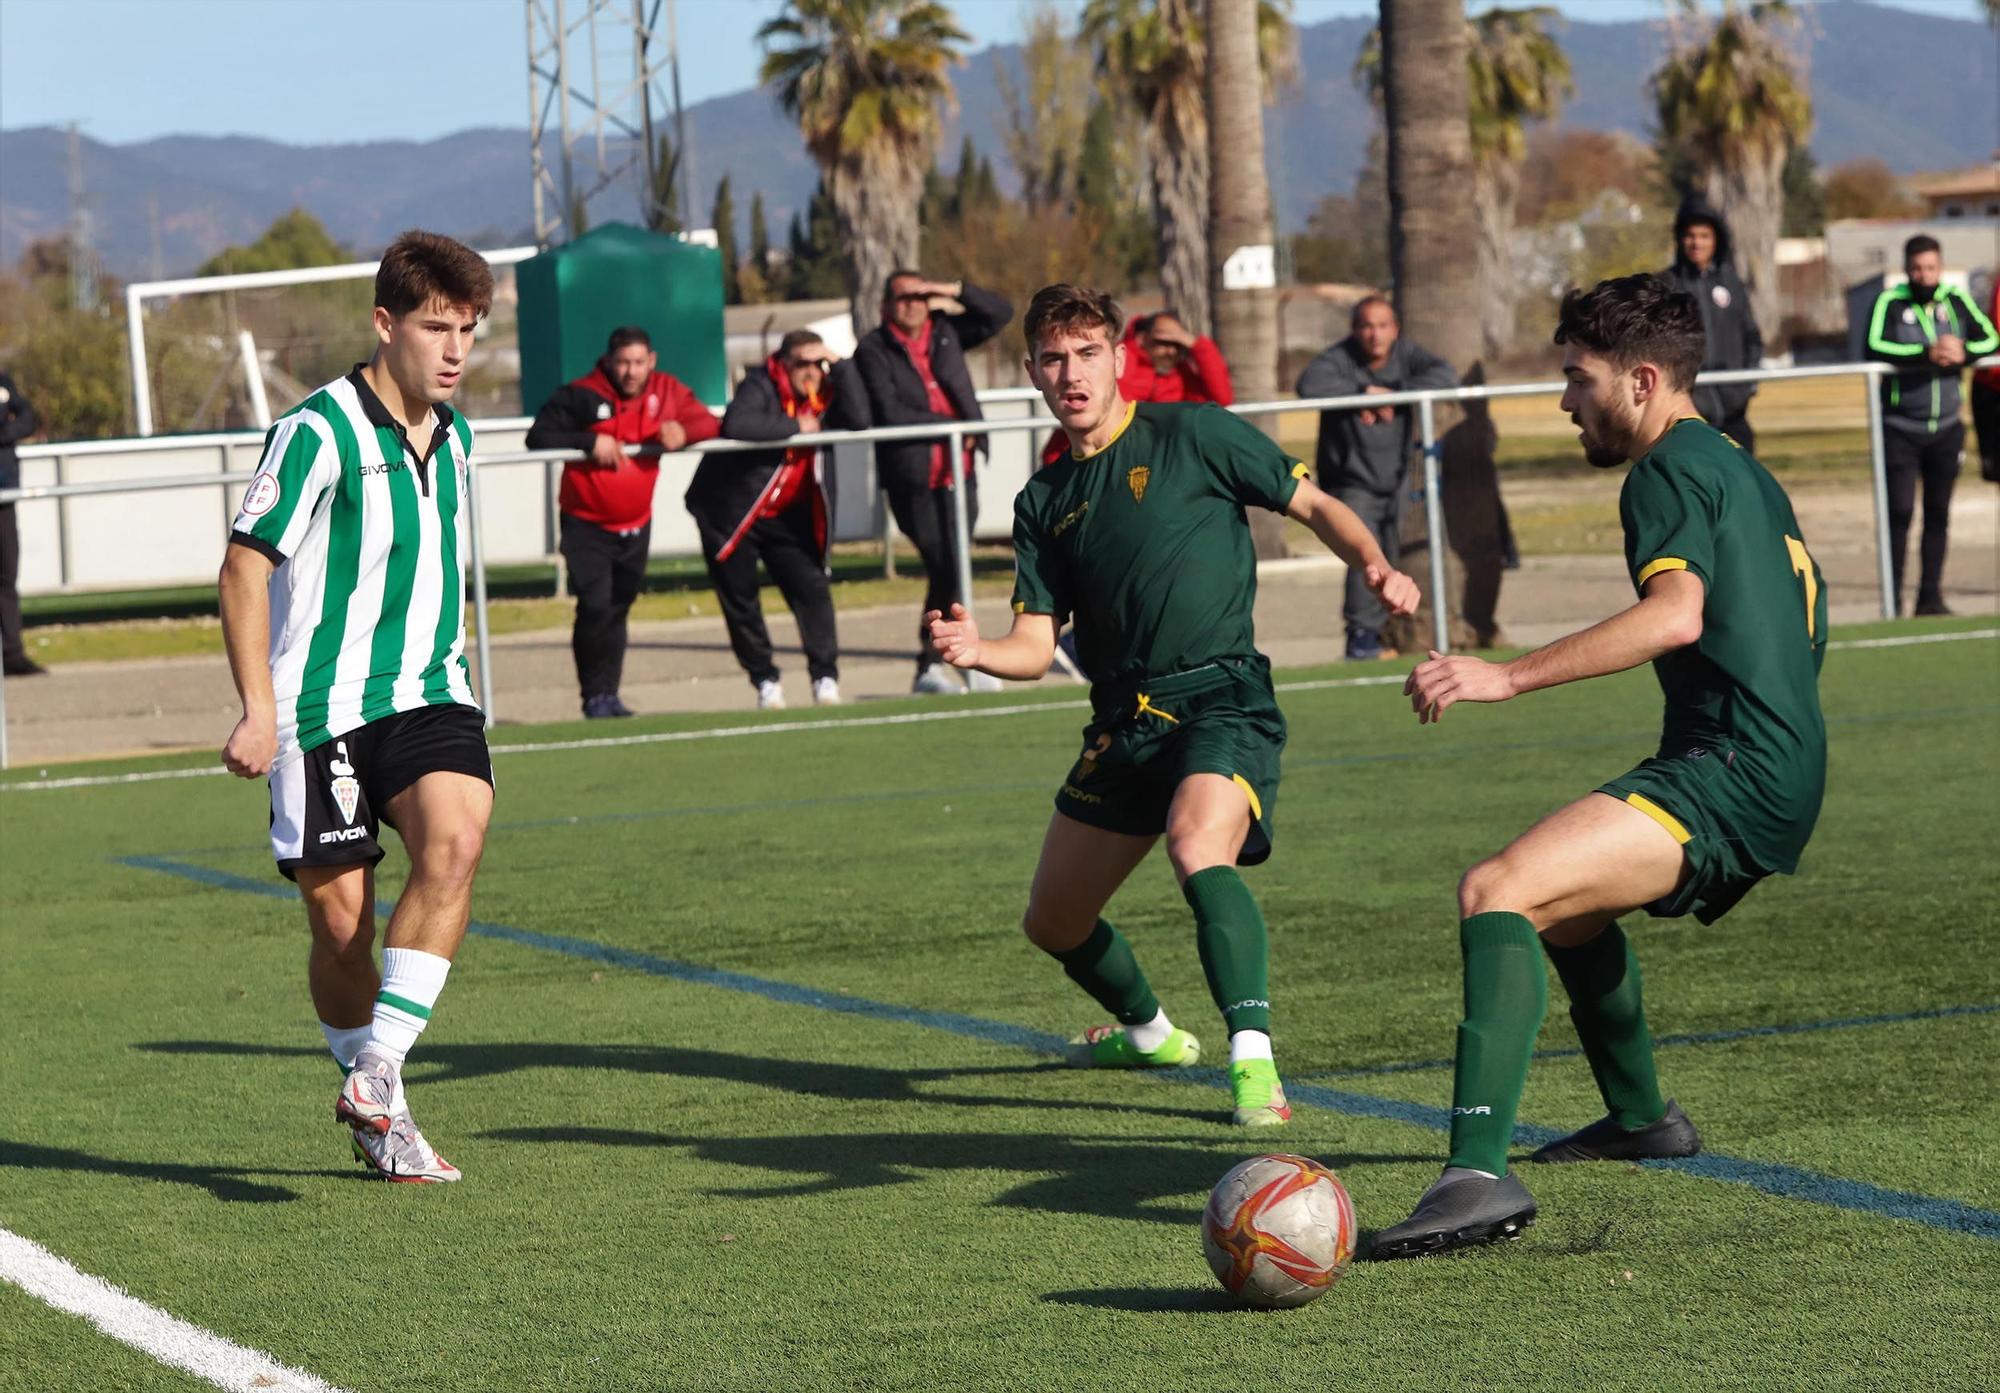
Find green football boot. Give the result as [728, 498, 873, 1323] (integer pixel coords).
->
[1228, 1058, 1292, 1128]
[1066, 1022, 1203, 1069]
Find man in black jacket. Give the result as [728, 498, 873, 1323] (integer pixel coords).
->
[691, 330, 868, 709]
[853, 270, 1013, 694]
[1295, 298, 1458, 660]
[1661, 195, 1763, 452]
[0, 369, 44, 677]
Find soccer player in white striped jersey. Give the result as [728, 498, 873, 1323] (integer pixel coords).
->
[219, 231, 498, 1182]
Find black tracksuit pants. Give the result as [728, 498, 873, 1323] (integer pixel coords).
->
[704, 503, 839, 688]
[560, 513, 650, 700]
[883, 466, 978, 669]
[1884, 423, 1963, 613]
[0, 505, 24, 667]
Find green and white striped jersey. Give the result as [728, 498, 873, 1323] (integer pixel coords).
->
[230, 367, 479, 766]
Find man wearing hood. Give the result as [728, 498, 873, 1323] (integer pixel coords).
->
[1865, 235, 1999, 616]
[1661, 195, 1764, 452]
[692, 330, 868, 709]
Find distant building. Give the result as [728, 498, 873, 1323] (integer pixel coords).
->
[1910, 161, 2000, 221]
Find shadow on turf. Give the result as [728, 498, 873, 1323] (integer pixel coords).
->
[136, 1039, 1224, 1123]
[478, 1125, 1428, 1226]
[0, 1139, 353, 1204]
[1041, 1286, 1250, 1314]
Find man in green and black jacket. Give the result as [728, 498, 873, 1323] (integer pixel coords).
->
[1865, 234, 2000, 616]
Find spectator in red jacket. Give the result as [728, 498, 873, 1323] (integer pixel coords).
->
[1123, 311, 1234, 406]
[526, 326, 720, 718]
[1041, 310, 1235, 465]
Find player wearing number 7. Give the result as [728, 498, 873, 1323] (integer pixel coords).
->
[1374, 273, 1827, 1259]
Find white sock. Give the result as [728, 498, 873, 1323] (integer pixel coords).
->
[1124, 1009, 1174, 1053]
[369, 947, 451, 1066]
[321, 1022, 370, 1071]
[1229, 1029, 1274, 1065]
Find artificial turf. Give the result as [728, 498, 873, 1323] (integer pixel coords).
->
[1, 616, 1994, 1392]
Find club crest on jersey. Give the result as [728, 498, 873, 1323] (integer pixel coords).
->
[328, 741, 360, 825]
[1710, 284, 1731, 309]
[1127, 464, 1150, 504]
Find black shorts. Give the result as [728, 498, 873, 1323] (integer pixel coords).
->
[268, 703, 493, 881]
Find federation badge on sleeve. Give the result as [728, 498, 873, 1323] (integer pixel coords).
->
[241, 473, 282, 518]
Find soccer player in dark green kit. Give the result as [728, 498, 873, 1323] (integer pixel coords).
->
[1373, 273, 1828, 1258]
[926, 284, 1419, 1126]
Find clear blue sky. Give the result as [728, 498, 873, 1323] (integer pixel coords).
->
[0, 0, 1983, 144]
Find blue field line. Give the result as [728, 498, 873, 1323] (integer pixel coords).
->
[118, 854, 2000, 1242]
[1301, 1003, 2000, 1080]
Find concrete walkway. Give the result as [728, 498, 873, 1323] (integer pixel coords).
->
[1, 486, 1992, 767]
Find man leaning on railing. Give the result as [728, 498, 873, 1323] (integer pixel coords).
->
[1295, 296, 1458, 662]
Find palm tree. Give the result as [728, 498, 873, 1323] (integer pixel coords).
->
[1083, 0, 1293, 335]
[1652, 0, 1810, 344]
[1466, 8, 1569, 358]
[1360, 8, 1567, 360]
[758, 0, 970, 334]
[1209, 0, 1286, 558]
[1379, 0, 1480, 652]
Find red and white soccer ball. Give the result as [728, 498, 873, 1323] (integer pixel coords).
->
[1202, 1153, 1358, 1308]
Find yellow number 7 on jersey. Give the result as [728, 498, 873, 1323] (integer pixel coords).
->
[1784, 535, 1818, 639]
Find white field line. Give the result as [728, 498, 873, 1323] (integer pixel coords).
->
[0, 1226, 348, 1393]
[4, 628, 1993, 794]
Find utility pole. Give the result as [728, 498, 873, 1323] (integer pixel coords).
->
[67, 123, 99, 312]
[525, 0, 686, 246]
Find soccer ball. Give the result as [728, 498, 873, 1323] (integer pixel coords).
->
[1202, 1153, 1358, 1308]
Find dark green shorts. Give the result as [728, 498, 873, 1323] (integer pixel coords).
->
[1598, 742, 1822, 926]
[1054, 656, 1286, 865]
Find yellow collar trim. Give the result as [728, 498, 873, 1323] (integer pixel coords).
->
[1072, 399, 1137, 461]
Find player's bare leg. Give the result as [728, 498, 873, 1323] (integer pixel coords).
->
[300, 863, 377, 1072]
[1023, 812, 1202, 1072]
[336, 770, 491, 1181]
[1164, 774, 1288, 1126]
[1376, 794, 1697, 1257]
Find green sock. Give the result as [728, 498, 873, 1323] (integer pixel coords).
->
[1446, 912, 1548, 1176]
[1182, 866, 1272, 1036]
[1052, 918, 1160, 1025]
[1545, 923, 1668, 1132]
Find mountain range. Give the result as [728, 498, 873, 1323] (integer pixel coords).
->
[2, 0, 1991, 279]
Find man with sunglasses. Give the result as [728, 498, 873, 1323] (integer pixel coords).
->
[692, 330, 867, 708]
[853, 270, 1013, 694]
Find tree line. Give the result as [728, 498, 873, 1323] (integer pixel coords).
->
[3, 0, 1978, 439]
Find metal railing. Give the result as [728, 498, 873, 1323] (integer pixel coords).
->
[0, 359, 1980, 767]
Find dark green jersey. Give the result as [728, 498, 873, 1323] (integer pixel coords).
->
[1620, 418, 1828, 816]
[1012, 402, 1306, 689]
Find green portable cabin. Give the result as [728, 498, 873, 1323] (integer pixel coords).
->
[516, 222, 727, 412]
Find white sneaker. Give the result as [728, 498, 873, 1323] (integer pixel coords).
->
[349, 1112, 461, 1183]
[966, 671, 1004, 694]
[812, 676, 841, 705]
[756, 679, 786, 710]
[912, 664, 964, 696]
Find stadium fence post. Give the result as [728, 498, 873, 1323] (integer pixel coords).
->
[1418, 395, 1450, 654]
[1864, 366, 1895, 619]
[946, 422, 975, 626]
[466, 460, 496, 727]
